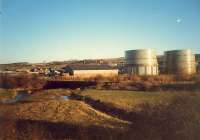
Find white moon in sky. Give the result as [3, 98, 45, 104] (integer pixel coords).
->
[176, 18, 182, 23]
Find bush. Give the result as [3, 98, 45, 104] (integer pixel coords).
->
[0, 74, 46, 89]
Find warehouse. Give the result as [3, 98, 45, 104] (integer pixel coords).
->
[63, 64, 118, 78]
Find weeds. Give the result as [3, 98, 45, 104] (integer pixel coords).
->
[0, 73, 46, 89]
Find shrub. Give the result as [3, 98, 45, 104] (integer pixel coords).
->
[0, 74, 46, 89]
[129, 75, 141, 82]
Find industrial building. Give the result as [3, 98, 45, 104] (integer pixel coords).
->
[63, 64, 118, 78]
[164, 50, 196, 75]
[125, 49, 158, 75]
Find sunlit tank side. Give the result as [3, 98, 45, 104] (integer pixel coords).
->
[125, 49, 158, 75]
[164, 49, 196, 75]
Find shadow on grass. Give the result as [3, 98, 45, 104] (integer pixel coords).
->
[70, 92, 200, 140]
[43, 80, 97, 90]
[1, 92, 200, 140]
[160, 82, 200, 91]
[0, 119, 128, 140]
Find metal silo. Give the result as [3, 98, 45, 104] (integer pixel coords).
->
[197, 63, 200, 74]
[125, 49, 158, 75]
[164, 50, 196, 74]
[196, 54, 200, 73]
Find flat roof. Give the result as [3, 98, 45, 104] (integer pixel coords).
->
[64, 64, 117, 70]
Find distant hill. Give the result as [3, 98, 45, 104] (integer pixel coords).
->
[0, 57, 125, 71]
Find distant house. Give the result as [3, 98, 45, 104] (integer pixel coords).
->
[63, 64, 118, 78]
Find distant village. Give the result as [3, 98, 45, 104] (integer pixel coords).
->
[0, 49, 200, 78]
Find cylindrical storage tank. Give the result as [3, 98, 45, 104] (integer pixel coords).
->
[125, 49, 158, 75]
[197, 63, 200, 74]
[164, 50, 196, 74]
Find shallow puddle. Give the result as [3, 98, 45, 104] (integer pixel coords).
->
[56, 95, 69, 101]
[1, 91, 30, 104]
[0, 90, 70, 104]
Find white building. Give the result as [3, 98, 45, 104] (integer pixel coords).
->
[63, 64, 118, 78]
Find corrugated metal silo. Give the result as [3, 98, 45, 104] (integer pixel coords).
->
[196, 54, 200, 73]
[164, 50, 196, 74]
[197, 63, 200, 74]
[125, 49, 158, 75]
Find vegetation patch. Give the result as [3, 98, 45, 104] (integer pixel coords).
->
[0, 73, 46, 89]
[73, 89, 200, 140]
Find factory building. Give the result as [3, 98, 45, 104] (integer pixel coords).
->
[63, 64, 118, 78]
[164, 50, 196, 75]
[125, 49, 158, 75]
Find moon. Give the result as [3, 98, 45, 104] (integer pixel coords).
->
[176, 18, 182, 23]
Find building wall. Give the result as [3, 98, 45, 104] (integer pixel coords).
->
[73, 70, 118, 78]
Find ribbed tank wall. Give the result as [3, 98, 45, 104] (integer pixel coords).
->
[197, 63, 200, 74]
[164, 50, 196, 74]
[125, 49, 158, 75]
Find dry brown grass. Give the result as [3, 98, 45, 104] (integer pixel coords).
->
[77, 90, 200, 140]
[80, 89, 177, 111]
[92, 74, 200, 83]
[0, 73, 46, 89]
[1, 73, 199, 92]
[1, 89, 200, 140]
[0, 92, 130, 140]
[91, 74, 200, 91]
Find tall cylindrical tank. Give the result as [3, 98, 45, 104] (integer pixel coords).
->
[125, 49, 158, 75]
[164, 49, 196, 74]
[195, 54, 200, 74]
[197, 63, 200, 74]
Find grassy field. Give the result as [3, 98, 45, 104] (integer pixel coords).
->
[80, 89, 179, 111]
[0, 89, 130, 140]
[77, 89, 200, 140]
[0, 88, 17, 101]
[1, 88, 200, 140]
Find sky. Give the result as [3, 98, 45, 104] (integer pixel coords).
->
[0, 0, 200, 63]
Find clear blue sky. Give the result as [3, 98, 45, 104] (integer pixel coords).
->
[0, 0, 200, 63]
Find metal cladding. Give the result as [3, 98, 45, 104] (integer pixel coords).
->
[197, 63, 200, 74]
[125, 49, 158, 75]
[164, 50, 196, 74]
